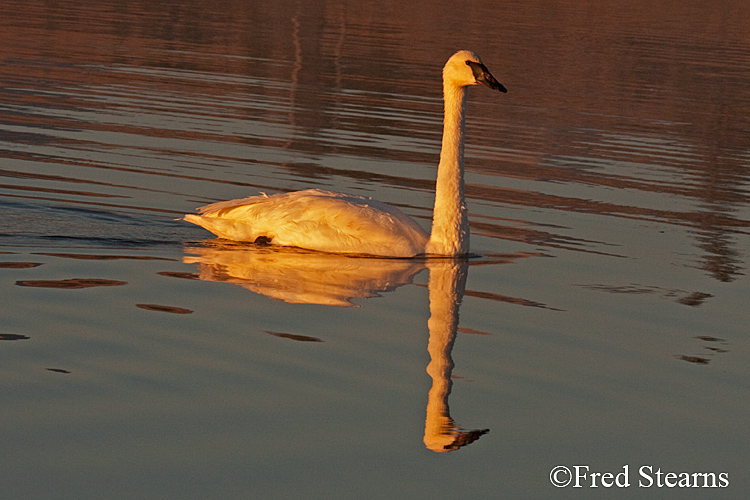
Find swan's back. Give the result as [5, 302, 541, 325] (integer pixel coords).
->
[184, 189, 429, 258]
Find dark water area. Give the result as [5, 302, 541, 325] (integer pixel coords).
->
[0, 0, 748, 499]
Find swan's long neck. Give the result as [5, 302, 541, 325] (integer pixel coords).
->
[427, 81, 469, 256]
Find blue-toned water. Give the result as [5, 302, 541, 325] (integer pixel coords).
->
[1, 0, 748, 498]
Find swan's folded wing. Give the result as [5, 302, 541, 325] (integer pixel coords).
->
[184, 189, 429, 257]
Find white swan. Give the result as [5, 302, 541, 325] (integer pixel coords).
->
[184, 50, 506, 257]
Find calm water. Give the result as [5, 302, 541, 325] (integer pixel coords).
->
[1, 0, 749, 498]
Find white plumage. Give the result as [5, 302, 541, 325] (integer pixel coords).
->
[184, 189, 429, 257]
[184, 50, 506, 257]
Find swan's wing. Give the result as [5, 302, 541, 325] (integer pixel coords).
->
[184, 189, 429, 257]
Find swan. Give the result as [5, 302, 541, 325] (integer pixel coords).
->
[184, 50, 506, 257]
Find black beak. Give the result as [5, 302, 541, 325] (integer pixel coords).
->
[467, 61, 507, 93]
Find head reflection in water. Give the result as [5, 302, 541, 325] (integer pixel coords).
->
[183, 242, 488, 452]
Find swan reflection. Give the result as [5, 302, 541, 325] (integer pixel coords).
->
[183, 242, 425, 306]
[424, 259, 488, 452]
[183, 241, 487, 451]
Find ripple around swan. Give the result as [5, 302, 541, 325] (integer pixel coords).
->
[0, 262, 43, 269]
[136, 303, 193, 314]
[15, 278, 128, 289]
[0, 333, 30, 341]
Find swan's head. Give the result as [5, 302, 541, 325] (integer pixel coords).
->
[443, 50, 507, 93]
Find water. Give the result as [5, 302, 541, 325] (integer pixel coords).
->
[1, 0, 749, 498]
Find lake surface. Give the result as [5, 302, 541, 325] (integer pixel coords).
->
[1, 0, 749, 498]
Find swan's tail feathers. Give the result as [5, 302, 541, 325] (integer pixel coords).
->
[183, 214, 261, 242]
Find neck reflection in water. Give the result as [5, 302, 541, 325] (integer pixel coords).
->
[183, 241, 488, 452]
[424, 259, 489, 452]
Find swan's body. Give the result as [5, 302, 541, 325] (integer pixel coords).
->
[184, 50, 506, 257]
[185, 189, 429, 257]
